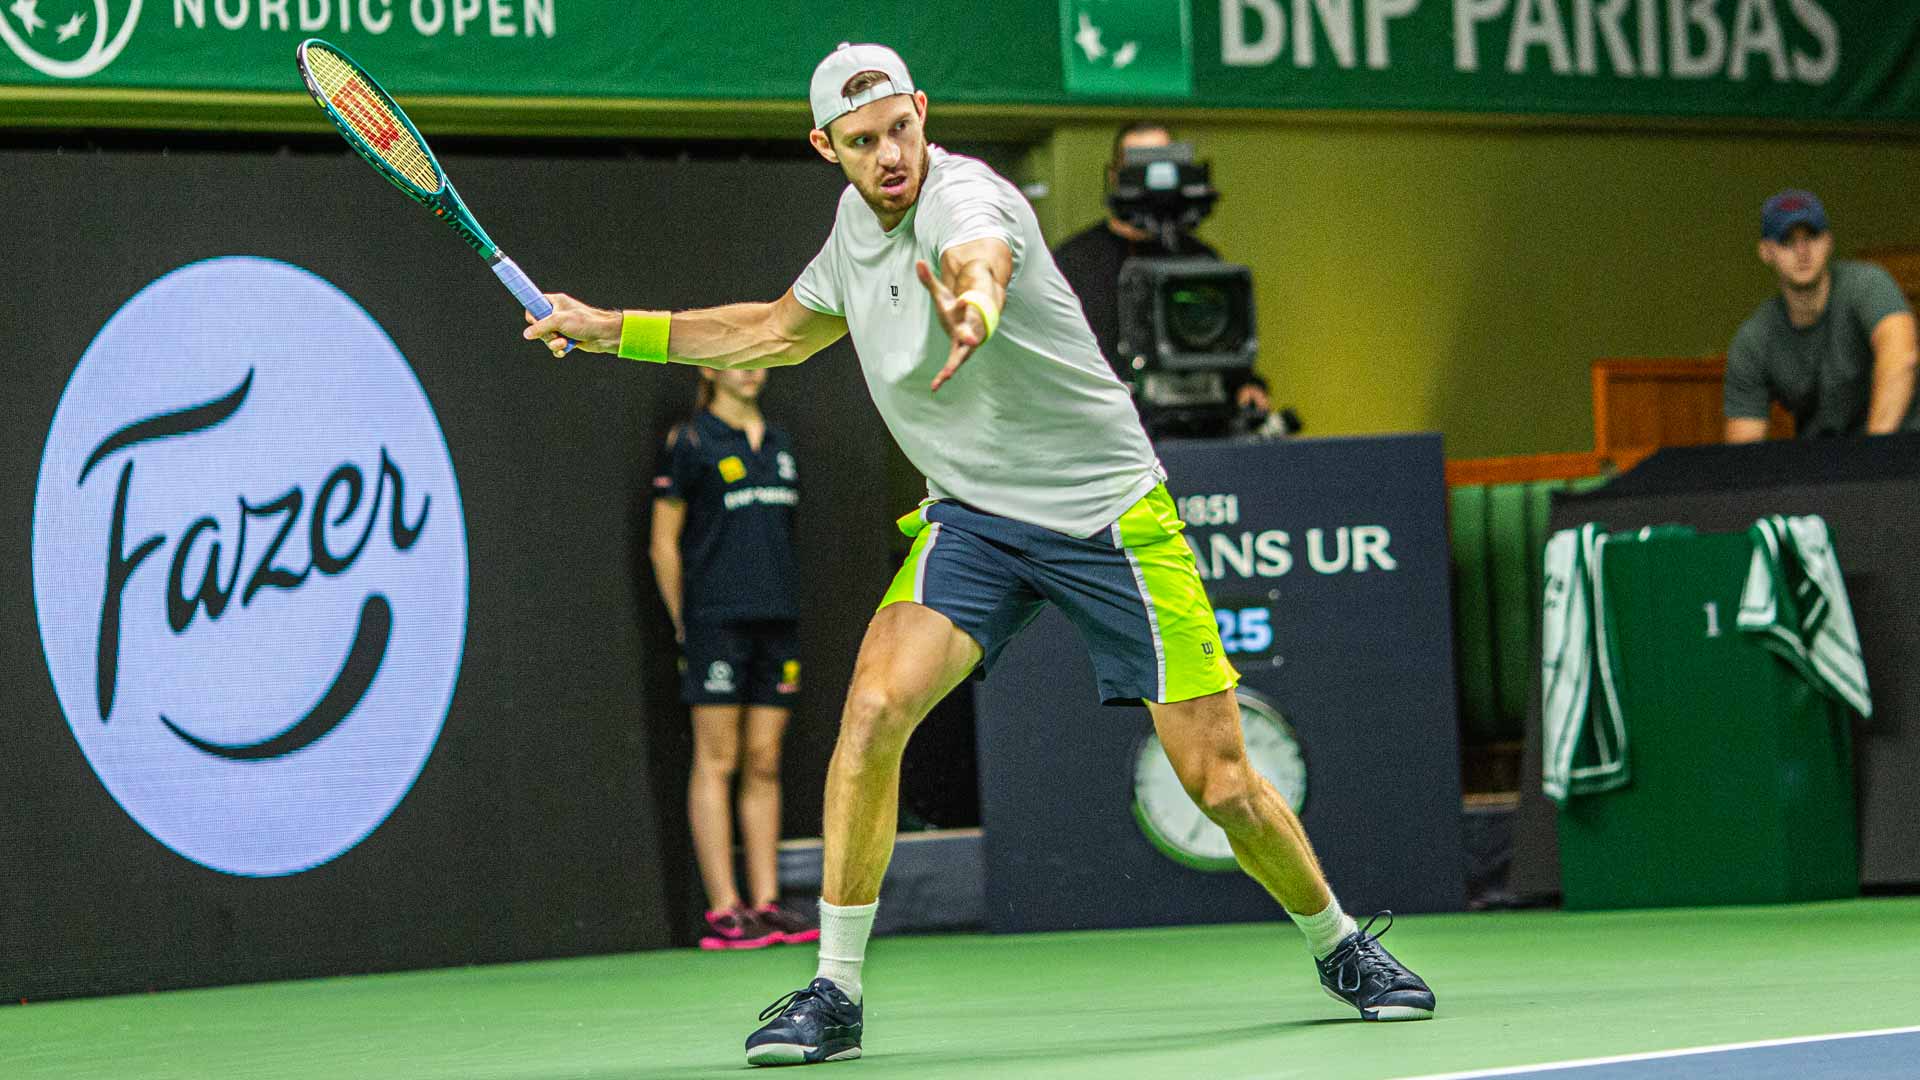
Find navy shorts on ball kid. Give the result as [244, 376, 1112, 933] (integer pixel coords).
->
[879, 485, 1238, 705]
[680, 619, 801, 707]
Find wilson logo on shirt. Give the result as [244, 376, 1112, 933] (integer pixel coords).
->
[717, 456, 746, 483]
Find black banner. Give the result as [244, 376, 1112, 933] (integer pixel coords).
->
[0, 143, 892, 1000]
[976, 434, 1465, 932]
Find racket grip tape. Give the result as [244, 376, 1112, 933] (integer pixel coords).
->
[491, 253, 574, 354]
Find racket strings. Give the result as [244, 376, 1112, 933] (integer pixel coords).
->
[304, 46, 441, 194]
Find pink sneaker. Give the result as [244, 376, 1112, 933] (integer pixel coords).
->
[756, 902, 822, 945]
[698, 907, 781, 950]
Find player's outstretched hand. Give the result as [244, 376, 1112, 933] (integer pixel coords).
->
[915, 260, 989, 392]
[523, 294, 621, 358]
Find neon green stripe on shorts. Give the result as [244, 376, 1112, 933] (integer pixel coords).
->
[1114, 485, 1239, 703]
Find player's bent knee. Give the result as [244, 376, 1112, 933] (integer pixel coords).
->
[1194, 764, 1261, 834]
[843, 684, 906, 726]
[837, 686, 916, 760]
[1198, 789, 1260, 835]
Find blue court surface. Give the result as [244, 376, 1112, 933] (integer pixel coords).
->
[1399, 1026, 1920, 1079]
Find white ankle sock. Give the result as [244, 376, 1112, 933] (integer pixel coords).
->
[1287, 895, 1359, 960]
[814, 898, 878, 1003]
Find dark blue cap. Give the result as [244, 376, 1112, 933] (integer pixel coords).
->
[1761, 189, 1829, 241]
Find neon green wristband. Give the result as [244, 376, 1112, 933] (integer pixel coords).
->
[958, 290, 1000, 341]
[618, 310, 672, 363]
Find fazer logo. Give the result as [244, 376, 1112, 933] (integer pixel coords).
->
[32, 257, 468, 877]
[0, 0, 141, 79]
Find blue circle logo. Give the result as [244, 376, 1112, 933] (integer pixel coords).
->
[32, 257, 469, 877]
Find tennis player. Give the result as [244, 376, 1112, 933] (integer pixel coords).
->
[524, 43, 1435, 1067]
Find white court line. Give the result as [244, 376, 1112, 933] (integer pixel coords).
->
[1390, 1024, 1920, 1080]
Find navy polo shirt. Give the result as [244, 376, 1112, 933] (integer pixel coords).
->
[653, 411, 800, 623]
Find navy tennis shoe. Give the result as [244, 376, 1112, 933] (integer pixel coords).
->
[745, 977, 863, 1066]
[1316, 912, 1436, 1021]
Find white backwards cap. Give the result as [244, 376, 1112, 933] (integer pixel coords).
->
[810, 42, 916, 131]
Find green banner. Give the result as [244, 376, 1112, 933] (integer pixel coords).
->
[0, 5, 1064, 102]
[1195, 0, 1920, 120]
[1062, 0, 1193, 98]
[2, 0, 1917, 121]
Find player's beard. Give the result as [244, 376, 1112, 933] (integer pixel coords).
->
[857, 146, 930, 220]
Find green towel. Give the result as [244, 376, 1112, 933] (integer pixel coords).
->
[1738, 515, 1873, 720]
[1540, 523, 1629, 804]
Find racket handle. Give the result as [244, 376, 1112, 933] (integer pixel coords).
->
[491, 253, 574, 354]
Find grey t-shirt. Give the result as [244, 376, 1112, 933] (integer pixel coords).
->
[1725, 259, 1916, 437]
[793, 146, 1163, 537]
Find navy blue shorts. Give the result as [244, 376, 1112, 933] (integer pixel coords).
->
[879, 487, 1237, 706]
[679, 619, 801, 707]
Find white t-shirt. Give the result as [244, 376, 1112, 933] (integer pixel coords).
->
[793, 146, 1164, 538]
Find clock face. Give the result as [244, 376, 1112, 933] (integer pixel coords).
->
[1132, 687, 1307, 872]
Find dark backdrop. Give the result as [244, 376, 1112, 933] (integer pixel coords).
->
[0, 142, 893, 999]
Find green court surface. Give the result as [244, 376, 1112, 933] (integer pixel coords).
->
[6, 899, 1917, 1080]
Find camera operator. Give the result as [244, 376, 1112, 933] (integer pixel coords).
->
[1053, 121, 1270, 420]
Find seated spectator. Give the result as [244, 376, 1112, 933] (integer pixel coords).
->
[1725, 190, 1918, 442]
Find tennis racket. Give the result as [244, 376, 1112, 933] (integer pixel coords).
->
[295, 38, 571, 351]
